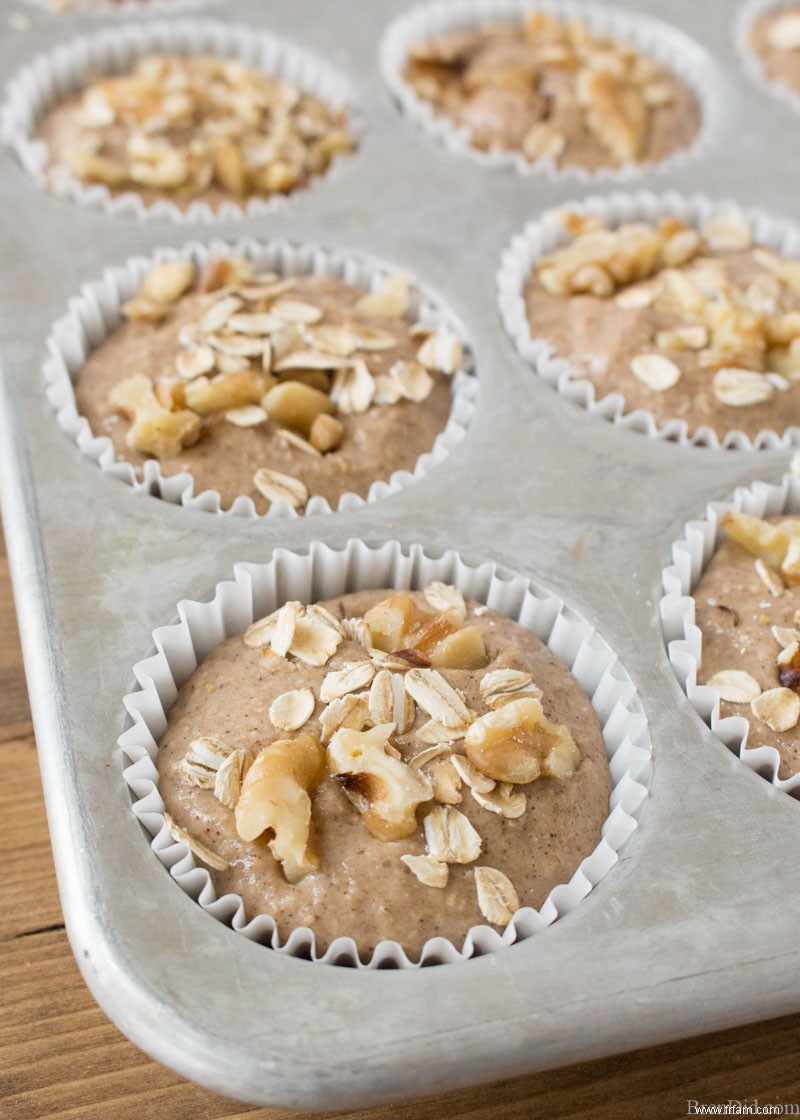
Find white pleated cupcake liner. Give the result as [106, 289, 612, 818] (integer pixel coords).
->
[43, 237, 478, 519]
[0, 19, 360, 222]
[661, 472, 800, 796]
[120, 538, 652, 969]
[379, 0, 730, 183]
[735, 0, 800, 118]
[497, 188, 800, 450]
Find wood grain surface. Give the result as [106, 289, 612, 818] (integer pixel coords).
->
[2, 533, 800, 1120]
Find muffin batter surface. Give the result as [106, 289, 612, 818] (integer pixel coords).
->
[403, 12, 700, 171]
[523, 210, 800, 440]
[751, 5, 800, 100]
[38, 54, 354, 209]
[75, 258, 460, 514]
[157, 587, 612, 957]
[695, 512, 800, 780]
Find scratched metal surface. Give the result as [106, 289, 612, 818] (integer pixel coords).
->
[1, 0, 800, 1110]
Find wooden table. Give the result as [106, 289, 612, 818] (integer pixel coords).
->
[2, 532, 800, 1120]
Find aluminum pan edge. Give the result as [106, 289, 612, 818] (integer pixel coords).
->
[3, 355, 800, 1110]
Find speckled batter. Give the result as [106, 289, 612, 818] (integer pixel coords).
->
[36, 55, 353, 211]
[751, 5, 800, 99]
[157, 590, 613, 958]
[695, 521, 800, 779]
[402, 21, 700, 172]
[524, 249, 800, 441]
[74, 274, 454, 515]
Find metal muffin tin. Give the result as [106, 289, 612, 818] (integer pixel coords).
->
[2, 0, 800, 1109]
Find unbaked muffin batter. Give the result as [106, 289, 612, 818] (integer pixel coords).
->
[523, 210, 800, 440]
[75, 258, 460, 513]
[157, 587, 612, 957]
[402, 11, 700, 171]
[695, 511, 800, 780]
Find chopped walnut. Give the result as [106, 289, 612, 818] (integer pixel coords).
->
[57, 54, 355, 204]
[403, 14, 696, 170]
[234, 733, 325, 883]
[327, 724, 433, 840]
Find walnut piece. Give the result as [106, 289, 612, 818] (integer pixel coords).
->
[108, 373, 201, 458]
[465, 697, 581, 784]
[327, 723, 433, 840]
[234, 732, 325, 883]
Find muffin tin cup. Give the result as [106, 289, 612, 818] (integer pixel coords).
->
[43, 236, 478, 519]
[661, 470, 800, 795]
[0, 18, 360, 222]
[497, 188, 800, 450]
[119, 538, 651, 969]
[735, 0, 800, 118]
[379, 0, 730, 183]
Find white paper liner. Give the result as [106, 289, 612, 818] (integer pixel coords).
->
[119, 539, 651, 969]
[379, 0, 729, 183]
[0, 19, 360, 222]
[497, 189, 800, 450]
[43, 237, 478, 519]
[661, 472, 800, 797]
[735, 0, 800, 118]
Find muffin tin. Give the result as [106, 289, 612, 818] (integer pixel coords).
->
[2, 0, 800, 1111]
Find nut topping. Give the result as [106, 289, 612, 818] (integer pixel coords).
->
[702, 214, 753, 253]
[721, 511, 800, 587]
[59, 55, 354, 204]
[141, 261, 194, 305]
[531, 211, 800, 417]
[327, 724, 433, 840]
[102, 257, 467, 514]
[168, 585, 589, 932]
[109, 373, 201, 458]
[235, 733, 326, 883]
[465, 697, 580, 784]
[403, 15, 695, 170]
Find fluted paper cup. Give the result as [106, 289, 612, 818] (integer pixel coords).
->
[120, 539, 651, 968]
